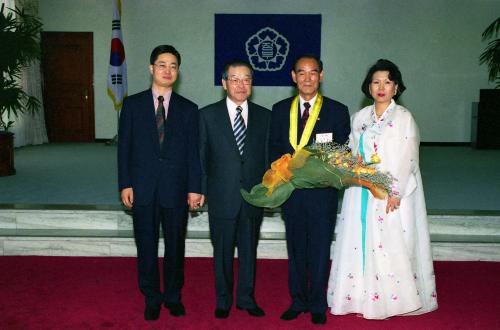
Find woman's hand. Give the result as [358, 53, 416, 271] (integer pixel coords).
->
[386, 196, 401, 214]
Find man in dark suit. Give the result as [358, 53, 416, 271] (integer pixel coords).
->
[269, 54, 350, 325]
[118, 45, 204, 321]
[199, 60, 270, 319]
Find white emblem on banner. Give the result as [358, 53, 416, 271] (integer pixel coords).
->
[245, 27, 290, 72]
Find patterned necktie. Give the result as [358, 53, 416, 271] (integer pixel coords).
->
[156, 95, 165, 145]
[234, 106, 246, 155]
[301, 102, 311, 130]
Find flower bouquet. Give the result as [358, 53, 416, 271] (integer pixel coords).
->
[240, 142, 395, 208]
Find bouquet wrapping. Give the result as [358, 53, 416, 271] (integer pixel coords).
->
[240, 142, 395, 208]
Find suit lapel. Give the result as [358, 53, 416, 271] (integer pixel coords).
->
[243, 102, 259, 160]
[165, 92, 177, 139]
[158, 91, 181, 155]
[313, 100, 328, 137]
[142, 89, 160, 154]
[217, 100, 241, 157]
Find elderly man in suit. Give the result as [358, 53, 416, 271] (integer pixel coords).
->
[269, 54, 350, 325]
[199, 60, 270, 319]
[118, 45, 203, 321]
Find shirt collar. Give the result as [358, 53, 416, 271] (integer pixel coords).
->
[371, 99, 396, 122]
[226, 97, 248, 112]
[152, 89, 172, 102]
[299, 94, 317, 110]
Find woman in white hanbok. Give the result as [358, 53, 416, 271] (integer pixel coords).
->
[327, 59, 438, 319]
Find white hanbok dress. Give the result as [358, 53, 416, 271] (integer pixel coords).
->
[327, 100, 438, 319]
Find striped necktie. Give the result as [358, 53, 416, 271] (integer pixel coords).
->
[234, 106, 246, 155]
[156, 95, 165, 145]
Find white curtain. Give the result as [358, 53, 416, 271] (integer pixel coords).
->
[13, 59, 48, 147]
[2, 0, 48, 147]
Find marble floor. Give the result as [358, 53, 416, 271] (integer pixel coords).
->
[0, 143, 499, 260]
[1, 143, 500, 210]
[0, 208, 499, 260]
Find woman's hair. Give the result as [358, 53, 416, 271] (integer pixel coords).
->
[361, 59, 406, 100]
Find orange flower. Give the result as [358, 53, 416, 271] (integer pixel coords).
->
[346, 177, 388, 199]
[262, 154, 293, 196]
[353, 165, 377, 176]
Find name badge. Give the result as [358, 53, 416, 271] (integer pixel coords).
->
[316, 133, 333, 143]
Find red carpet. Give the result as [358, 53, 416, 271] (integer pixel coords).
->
[0, 257, 498, 329]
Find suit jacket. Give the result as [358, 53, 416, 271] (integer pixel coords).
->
[118, 89, 201, 208]
[199, 99, 270, 219]
[269, 95, 350, 215]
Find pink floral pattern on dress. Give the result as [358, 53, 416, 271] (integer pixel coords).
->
[326, 102, 438, 319]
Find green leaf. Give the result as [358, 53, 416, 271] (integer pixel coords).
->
[0, 4, 43, 130]
[240, 182, 295, 208]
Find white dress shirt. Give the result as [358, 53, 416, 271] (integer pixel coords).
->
[226, 98, 248, 129]
[299, 94, 317, 117]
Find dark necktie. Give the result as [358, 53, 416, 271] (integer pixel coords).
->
[301, 102, 311, 130]
[234, 106, 246, 155]
[156, 95, 165, 145]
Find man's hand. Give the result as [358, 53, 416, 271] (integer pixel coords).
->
[187, 193, 205, 210]
[386, 196, 401, 214]
[121, 188, 134, 208]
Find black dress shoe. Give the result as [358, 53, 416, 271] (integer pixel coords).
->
[280, 308, 303, 320]
[236, 305, 265, 317]
[164, 302, 186, 316]
[144, 305, 160, 321]
[214, 308, 230, 319]
[311, 312, 326, 325]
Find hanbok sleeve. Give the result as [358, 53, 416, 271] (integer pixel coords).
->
[390, 111, 420, 198]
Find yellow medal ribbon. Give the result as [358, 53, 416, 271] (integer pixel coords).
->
[289, 93, 323, 151]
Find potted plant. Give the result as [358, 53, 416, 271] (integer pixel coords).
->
[0, 3, 43, 176]
[475, 17, 500, 149]
[480, 17, 500, 88]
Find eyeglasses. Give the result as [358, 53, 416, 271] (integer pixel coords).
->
[226, 77, 252, 85]
[154, 63, 178, 72]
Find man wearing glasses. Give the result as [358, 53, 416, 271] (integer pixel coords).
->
[118, 45, 204, 321]
[199, 60, 270, 319]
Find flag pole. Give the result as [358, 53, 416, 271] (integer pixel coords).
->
[106, 0, 127, 146]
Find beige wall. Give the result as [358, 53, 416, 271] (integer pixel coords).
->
[39, 0, 500, 141]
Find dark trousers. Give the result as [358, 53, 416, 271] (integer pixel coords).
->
[283, 191, 336, 314]
[132, 199, 188, 307]
[209, 207, 260, 310]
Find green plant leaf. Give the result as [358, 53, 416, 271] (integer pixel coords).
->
[241, 182, 295, 209]
[0, 3, 43, 131]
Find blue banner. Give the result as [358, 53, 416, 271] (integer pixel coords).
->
[214, 14, 322, 86]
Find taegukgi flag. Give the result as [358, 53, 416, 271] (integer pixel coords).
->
[214, 14, 322, 86]
[107, 0, 127, 111]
